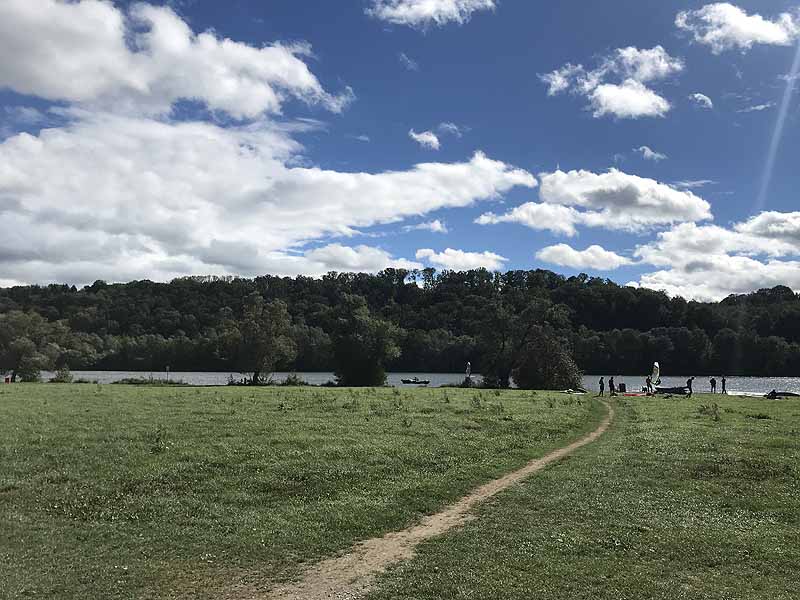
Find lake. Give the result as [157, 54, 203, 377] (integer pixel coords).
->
[31, 371, 800, 395]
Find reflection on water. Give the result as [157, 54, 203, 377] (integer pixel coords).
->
[32, 371, 800, 395]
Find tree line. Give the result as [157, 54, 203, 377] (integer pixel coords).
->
[2, 269, 799, 385]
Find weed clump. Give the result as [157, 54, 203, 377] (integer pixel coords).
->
[697, 403, 721, 422]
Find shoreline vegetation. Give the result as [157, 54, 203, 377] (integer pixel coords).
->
[3, 271, 800, 387]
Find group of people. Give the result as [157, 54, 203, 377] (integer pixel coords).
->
[597, 375, 728, 397]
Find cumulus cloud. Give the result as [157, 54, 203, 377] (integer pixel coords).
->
[690, 93, 714, 109]
[416, 248, 508, 271]
[631, 220, 800, 301]
[0, 0, 353, 119]
[366, 0, 497, 28]
[477, 168, 712, 235]
[635, 145, 668, 161]
[676, 3, 799, 54]
[476, 203, 582, 237]
[589, 80, 671, 119]
[404, 220, 449, 233]
[409, 129, 441, 150]
[0, 108, 534, 284]
[735, 211, 800, 245]
[536, 244, 632, 271]
[302, 244, 422, 272]
[541, 46, 682, 119]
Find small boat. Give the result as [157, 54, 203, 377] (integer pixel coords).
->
[655, 386, 689, 395]
[764, 390, 800, 399]
[401, 377, 430, 385]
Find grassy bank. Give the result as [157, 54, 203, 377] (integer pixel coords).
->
[0, 384, 601, 600]
[367, 395, 800, 600]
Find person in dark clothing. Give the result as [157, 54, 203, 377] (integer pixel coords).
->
[687, 376, 696, 397]
[609, 376, 616, 396]
[710, 377, 717, 394]
[598, 376, 605, 397]
[721, 376, 727, 395]
[646, 376, 653, 394]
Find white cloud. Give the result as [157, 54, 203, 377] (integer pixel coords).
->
[349, 134, 371, 143]
[635, 145, 668, 161]
[0, 0, 353, 119]
[536, 244, 633, 271]
[611, 46, 685, 82]
[409, 129, 441, 150]
[590, 79, 671, 119]
[303, 244, 422, 272]
[735, 211, 800, 245]
[438, 122, 466, 137]
[542, 46, 682, 119]
[477, 168, 712, 235]
[673, 179, 716, 190]
[541, 63, 585, 96]
[676, 3, 799, 54]
[476, 203, 581, 237]
[690, 93, 714, 109]
[398, 52, 419, 71]
[366, 0, 497, 28]
[631, 220, 800, 301]
[538, 169, 712, 230]
[416, 248, 508, 271]
[738, 102, 776, 113]
[404, 220, 449, 233]
[0, 110, 534, 284]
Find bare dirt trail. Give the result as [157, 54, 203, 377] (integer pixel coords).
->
[233, 400, 613, 600]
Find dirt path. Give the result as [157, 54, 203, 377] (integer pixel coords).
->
[240, 400, 613, 600]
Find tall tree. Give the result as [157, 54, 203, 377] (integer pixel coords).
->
[220, 294, 296, 385]
[0, 311, 73, 381]
[330, 295, 402, 386]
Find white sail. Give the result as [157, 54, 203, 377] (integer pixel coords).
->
[651, 362, 661, 385]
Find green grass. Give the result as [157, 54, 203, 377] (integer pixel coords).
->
[366, 395, 800, 600]
[0, 384, 600, 600]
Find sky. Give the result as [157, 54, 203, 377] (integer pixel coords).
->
[1, 0, 800, 301]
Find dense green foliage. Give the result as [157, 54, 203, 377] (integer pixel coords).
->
[2, 269, 800, 377]
[0, 384, 599, 600]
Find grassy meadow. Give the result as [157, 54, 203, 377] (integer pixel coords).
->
[0, 384, 601, 600]
[366, 395, 800, 600]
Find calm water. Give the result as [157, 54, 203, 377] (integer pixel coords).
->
[33, 371, 800, 395]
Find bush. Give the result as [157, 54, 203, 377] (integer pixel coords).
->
[512, 331, 582, 391]
[51, 366, 73, 383]
[281, 373, 308, 387]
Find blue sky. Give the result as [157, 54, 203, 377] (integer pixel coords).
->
[1, 0, 800, 300]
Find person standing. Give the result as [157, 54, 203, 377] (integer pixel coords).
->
[686, 376, 696, 398]
[598, 376, 605, 397]
[609, 376, 616, 397]
[710, 377, 717, 394]
[721, 376, 727, 395]
[646, 376, 653, 394]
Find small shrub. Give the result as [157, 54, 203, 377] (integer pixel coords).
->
[697, 403, 721, 422]
[281, 373, 308, 387]
[50, 366, 73, 384]
[746, 413, 771, 420]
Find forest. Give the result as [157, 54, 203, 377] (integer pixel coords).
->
[2, 268, 800, 384]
